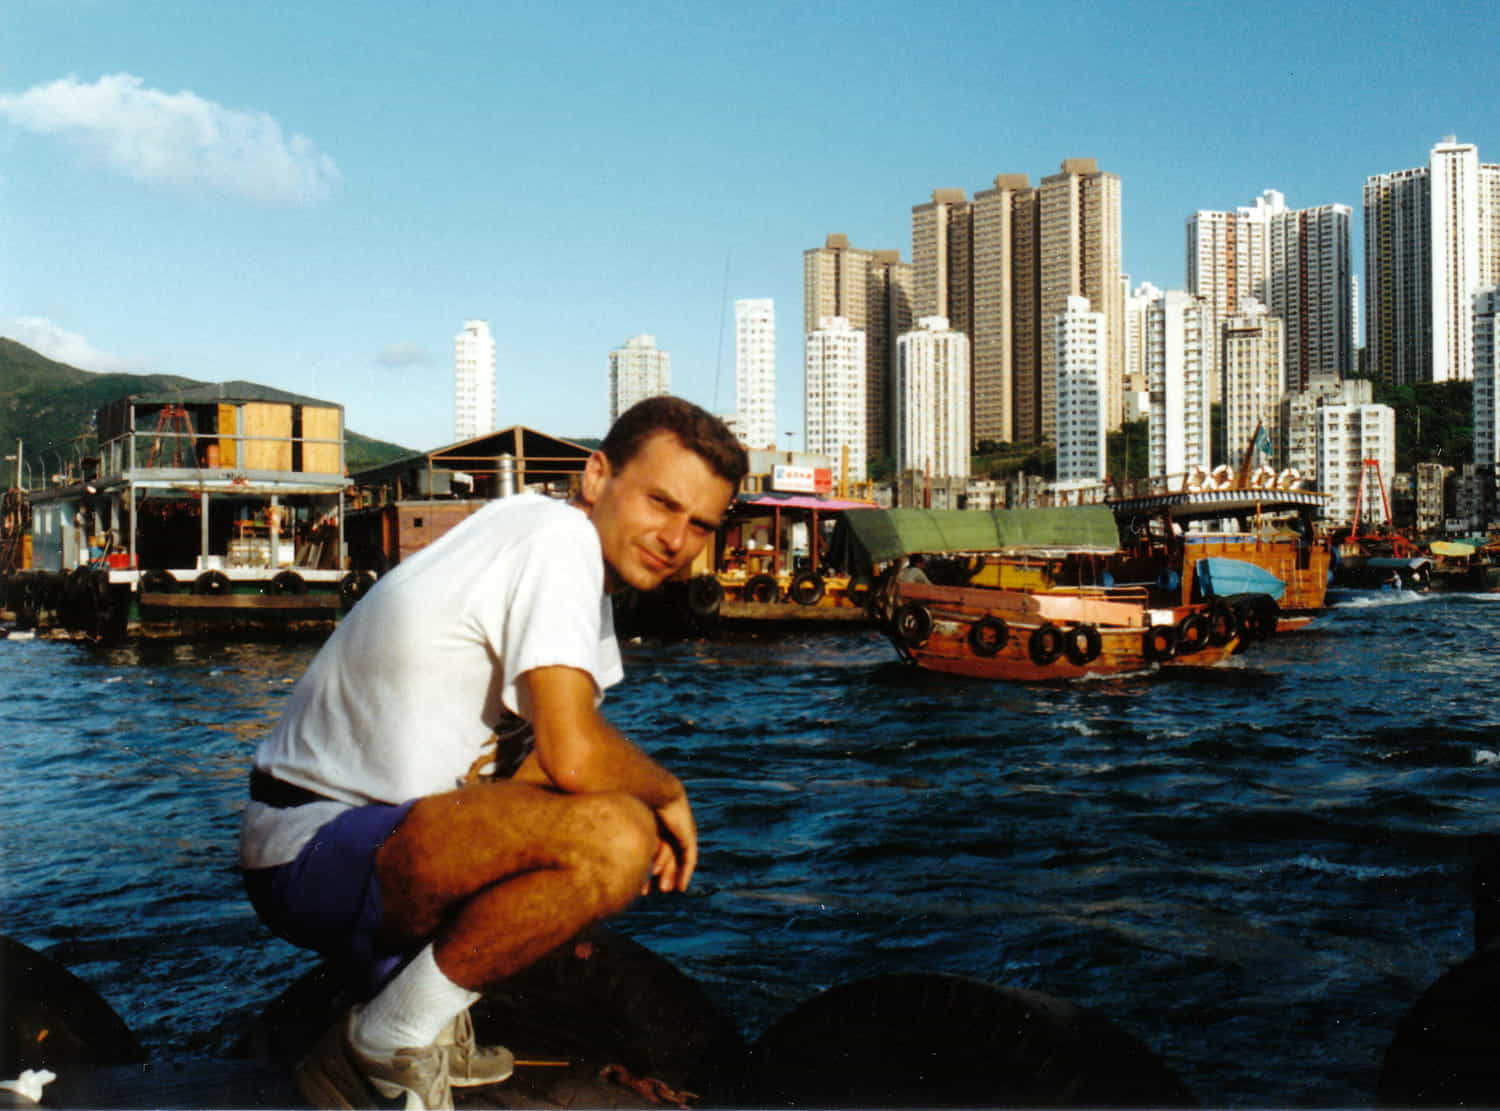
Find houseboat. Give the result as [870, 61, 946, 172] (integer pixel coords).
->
[7, 383, 361, 641]
[839, 505, 1257, 681]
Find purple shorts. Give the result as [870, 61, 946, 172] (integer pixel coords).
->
[243, 800, 416, 998]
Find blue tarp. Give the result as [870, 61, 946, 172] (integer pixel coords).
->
[1195, 557, 1286, 601]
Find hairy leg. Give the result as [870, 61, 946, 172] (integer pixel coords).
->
[374, 781, 657, 990]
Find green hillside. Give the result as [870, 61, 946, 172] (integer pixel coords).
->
[0, 337, 413, 483]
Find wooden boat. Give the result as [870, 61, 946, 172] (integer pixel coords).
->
[1107, 485, 1333, 633]
[615, 492, 878, 635]
[837, 506, 1253, 681]
[879, 576, 1242, 680]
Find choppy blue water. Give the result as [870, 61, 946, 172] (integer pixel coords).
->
[3, 590, 1499, 1106]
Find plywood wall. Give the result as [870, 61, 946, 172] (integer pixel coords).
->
[301, 406, 342, 474]
[216, 403, 238, 468]
[242, 403, 293, 471]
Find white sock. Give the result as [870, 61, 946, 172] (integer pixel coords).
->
[351, 945, 480, 1055]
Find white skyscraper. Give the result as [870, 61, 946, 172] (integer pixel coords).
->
[1054, 295, 1108, 486]
[453, 320, 496, 441]
[1318, 402, 1396, 526]
[1146, 291, 1210, 483]
[1122, 281, 1162, 420]
[804, 316, 868, 489]
[894, 317, 971, 482]
[734, 299, 777, 450]
[1221, 300, 1286, 464]
[608, 334, 671, 424]
[1365, 137, 1500, 385]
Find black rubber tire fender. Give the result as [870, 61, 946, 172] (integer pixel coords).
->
[1206, 599, 1238, 646]
[1251, 595, 1280, 638]
[1232, 594, 1279, 642]
[743, 573, 779, 604]
[1028, 622, 1064, 666]
[194, 570, 231, 596]
[789, 572, 825, 606]
[339, 570, 376, 608]
[968, 615, 1009, 657]
[269, 570, 307, 596]
[139, 569, 177, 594]
[685, 574, 724, 617]
[1064, 623, 1103, 666]
[1143, 624, 1178, 661]
[893, 601, 933, 647]
[1176, 611, 1211, 655]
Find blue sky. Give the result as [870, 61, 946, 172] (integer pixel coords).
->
[2, 0, 1496, 453]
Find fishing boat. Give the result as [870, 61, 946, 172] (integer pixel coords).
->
[6, 384, 365, 642]
[1329, 528, 1431, 591]
[837, 505, 1252, 681]
[1424, 539, 1500, 593]
[1107, 484, 1333, 633]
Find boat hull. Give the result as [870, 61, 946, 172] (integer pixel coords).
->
[882, 581, 1242, 681]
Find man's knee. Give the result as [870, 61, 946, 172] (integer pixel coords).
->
[568, 792, 657, 889]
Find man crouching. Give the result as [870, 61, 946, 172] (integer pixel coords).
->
[239, 397, 747, 1109]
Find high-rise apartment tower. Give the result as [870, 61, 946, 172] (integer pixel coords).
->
[1187, 190, 1352, 391]
[1220, 301, 1286, 466]
[608, 334, 671, 424]
[1364, 137, 1500, 385]
[1054, 295, 1108, 486]
[894, 316, 971, 484]
[910, 159, 1123, 448]
[734, 299, 776, 450]
[454, 320, 496, 442]
[804, 316, 868, 489]
[1146, 291, 1210, 481]
[803, 235, 912, 463]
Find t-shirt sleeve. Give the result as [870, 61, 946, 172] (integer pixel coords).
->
[490, 514, 618, 718]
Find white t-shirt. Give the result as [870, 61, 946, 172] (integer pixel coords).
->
[238, 493, 624, 870]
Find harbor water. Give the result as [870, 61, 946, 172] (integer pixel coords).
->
[2, 590, 1498, 1106]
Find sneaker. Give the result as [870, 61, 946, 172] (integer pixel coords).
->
[439, 1008, 515, 1087]
[295, 1006, 453, 1110]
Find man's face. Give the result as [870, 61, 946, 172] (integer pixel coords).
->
[580, 431, 736, 593]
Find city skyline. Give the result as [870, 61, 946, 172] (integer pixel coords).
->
[3, 1, 1496, 453]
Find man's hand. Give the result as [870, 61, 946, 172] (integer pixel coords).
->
[649, 793, 697, 893]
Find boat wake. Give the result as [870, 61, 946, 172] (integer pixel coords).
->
[1328, 589, 1427, 609]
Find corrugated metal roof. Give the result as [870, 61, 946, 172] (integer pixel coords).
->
[350, 425, 592, 482]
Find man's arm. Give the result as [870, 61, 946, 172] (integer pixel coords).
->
[518, 665, 697, 891]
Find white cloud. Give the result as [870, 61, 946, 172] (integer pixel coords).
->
[376, 343, 432, 368]
[0, 73, 341, 205]
[1, 316, 156, 373]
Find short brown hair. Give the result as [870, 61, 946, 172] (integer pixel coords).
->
[601, 396, 749, 488]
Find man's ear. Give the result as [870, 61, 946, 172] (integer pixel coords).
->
[580, 450, 611, 507]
